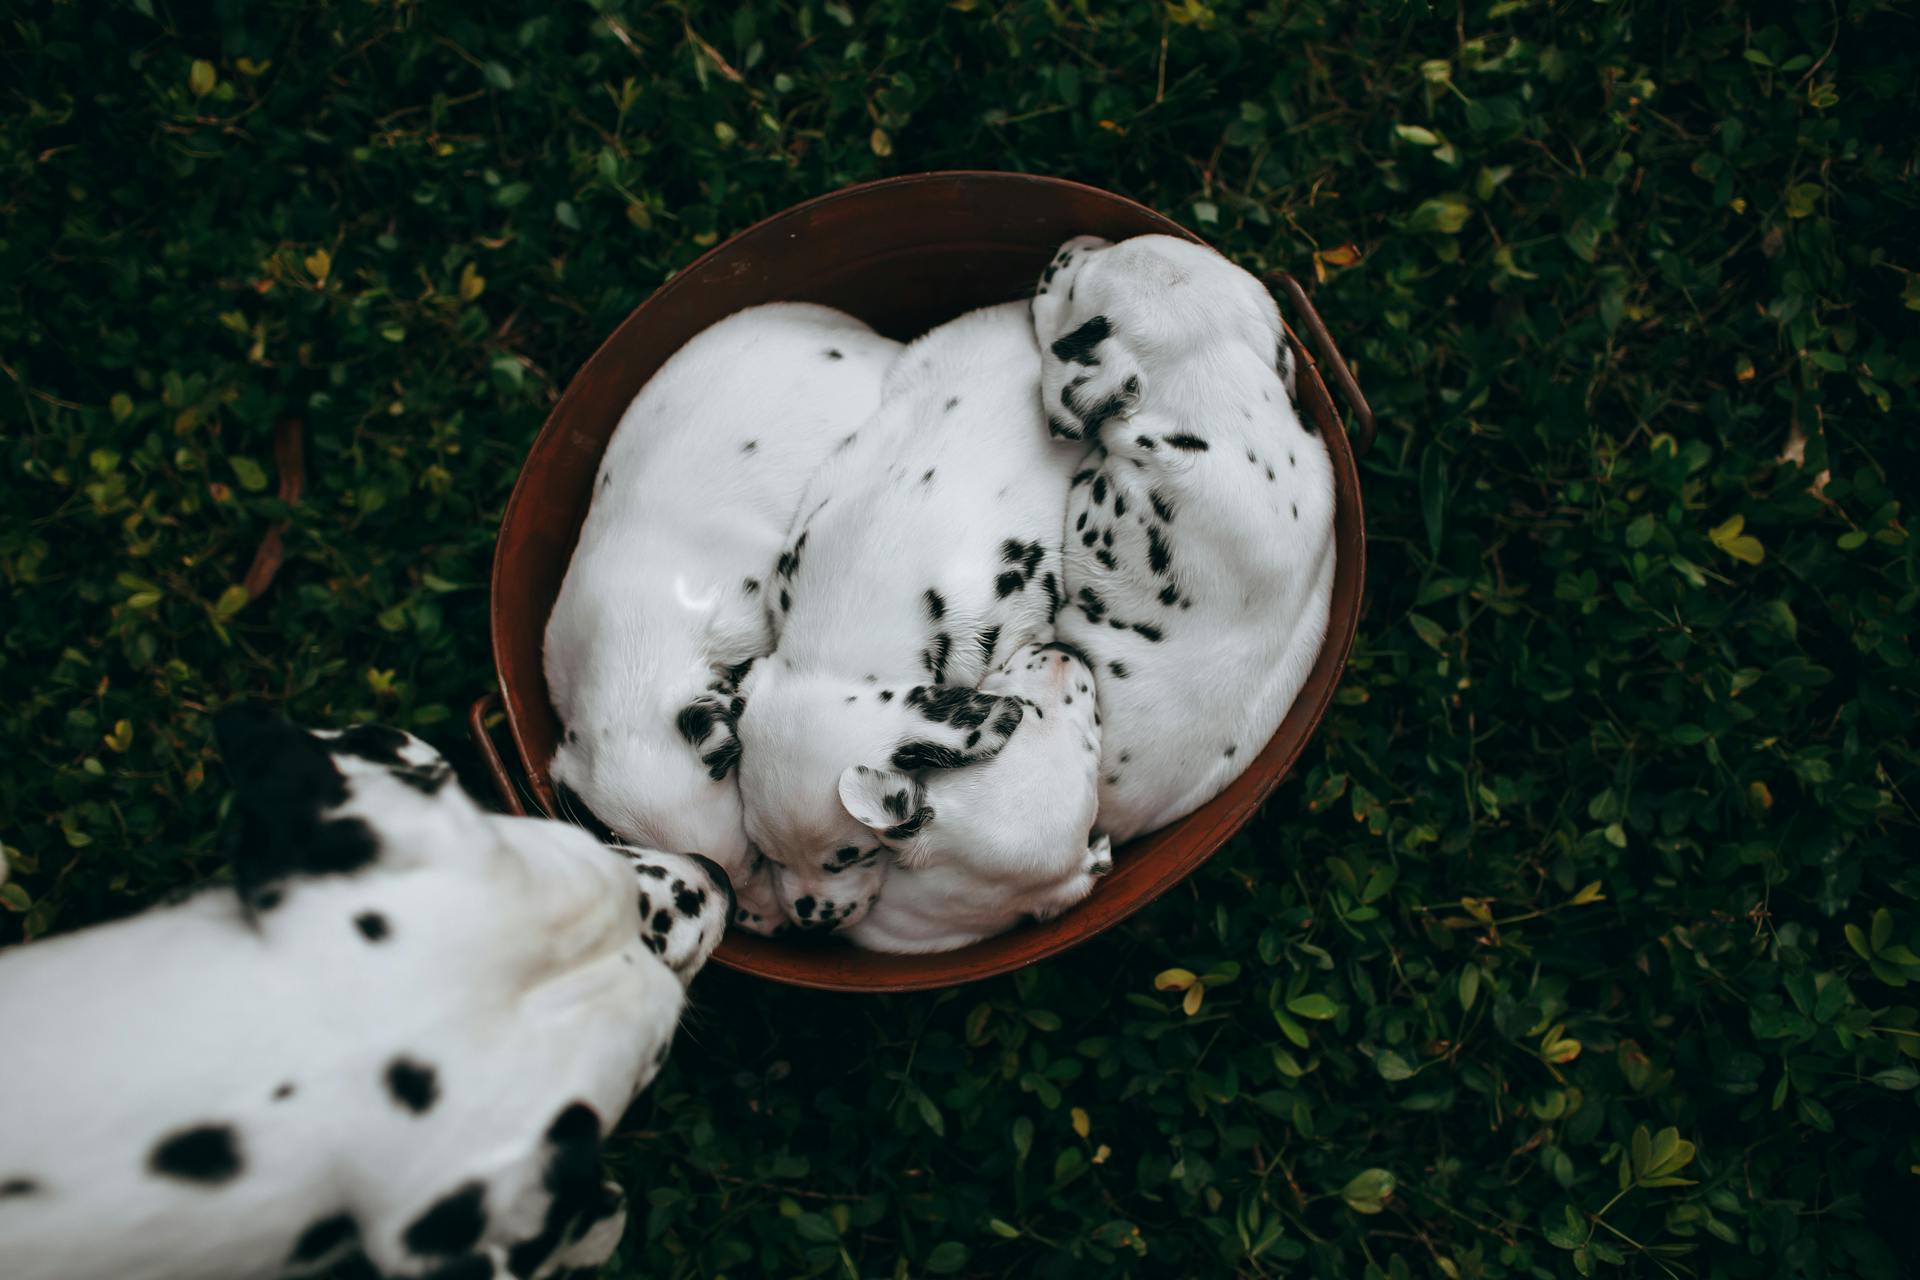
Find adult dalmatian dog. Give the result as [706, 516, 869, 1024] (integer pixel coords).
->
[733, 302, 1082, 933]
[840, 642, 1111, 954]
[1032, 234, 1337, 844]
[543, 303, 901, 933]
[0, 707, 729, 1280]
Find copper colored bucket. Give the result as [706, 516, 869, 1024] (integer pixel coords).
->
[473, 171, 1372, 993]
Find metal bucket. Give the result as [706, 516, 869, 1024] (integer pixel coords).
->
[472, 171, 1372, 992]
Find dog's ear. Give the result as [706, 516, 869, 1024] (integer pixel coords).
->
[673, 692, 741, 780]
[214, 704, 367, 907]
[838, 765, 935, 846]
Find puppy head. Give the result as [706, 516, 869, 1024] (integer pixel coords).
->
[612, 846, 734, 983]
[1031, 234, 1285, 441]
[733, 665, 899, 932]
[548, 667, 750, 864]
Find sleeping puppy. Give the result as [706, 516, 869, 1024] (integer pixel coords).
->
[733, 302, 1081, 934]
[840, 643, 1111, 954]
[0, 708, 729, 1280]
[543, 303, 901, 933]
[1032, 234, 1336, 844]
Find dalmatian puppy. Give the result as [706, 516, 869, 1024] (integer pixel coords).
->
[543, 303, 901, 934]
[839, 643, 1111, 954]
[734, 302, 1081, 933]
[1032, 234, 1337, 844]
[0, 707, 730, 1280]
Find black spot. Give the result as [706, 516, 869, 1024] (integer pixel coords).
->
[652, 910, 673, 933]
[924, 589, 946, 622]
[794, 895, 816, 918]
[506, 1104, 611, 1279]
[1164, 433, 1210, 451]
[742, 577, 760, 595]
[1267, 466, 1277, 481]
[1290, 452, 1297, 466]
[921, 468, 936, 484]
[1136, 435, 1157, 451]
[1147, 526, 1172, 575]
[1077, 586, 1107, 623]
[1112, 492, 1127, 517]
[775, 530, 808, 579]
[1081, 529, 1098, 547]
[1042, 572, 1061, 622]
[675, 701, 715, 745]
[386, 1058, 439, 1114]
[1096, 549, 1118, 570]
[1248, 449, 1258, 463]
[965, 730, 981, 748]
[701, 733, 741, 780]
[1076, 511, 1087, 532]
[945, 396, 960, 411]
[1102, 529, 1114, 547]
[740, 439, 758, 453]
[834, 845, 863, 864]
[255, 888, 284, 910]
[825, 348, 843, 360]
[921, 632, 952, 683]
[354, 911, 389, 942]
[976, 625, 1000, 666]
[993, 709, 1022, 736]
[1071, 468, 1097, 487]
[885, 805, 935, 841]
[675, 884, 707, 915]
[272, 1082, 295, 1101]
[0, 1178, 40, 1198]
[1092, 476, 1107, 505]
[1109, 661, 1130, 679]
[215, 708, 384, 902]
[149, 1125, 241, 1184]
[291, 1213, 359, 1263]
[1292, 503, 1299, 519]
[1050, 314, 1110, 365]
[1159, 583, 1181, 607]
[1133, 622, 1164, 643]
[1224, 745, 1238, 758]
[879, 689, 894, 702]
[601, 474, 611, 491]
[405, 1181, 488, 1256]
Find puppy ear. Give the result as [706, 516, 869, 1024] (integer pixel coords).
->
[838, 765, 935, 844]
[213, 704, 369, 906]
[673, 692, 741, 780]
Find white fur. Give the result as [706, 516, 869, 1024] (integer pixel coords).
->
[1032, 235, 1336, 843]
[840, 643, 1111, 954]
[0, 712, 729, 1280]
[542, 303, 900, 932]
[734, 302, 1083, 933]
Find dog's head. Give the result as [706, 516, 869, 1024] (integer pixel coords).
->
[1031, 234, 1288, 442]
[733, 664, 1027, 933]
[213, 705, 731, 986]
[839, 644, 1101, 875]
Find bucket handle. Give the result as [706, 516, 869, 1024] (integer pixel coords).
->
[468, 692, 528, 817]
[1269, 273, 1375, 456]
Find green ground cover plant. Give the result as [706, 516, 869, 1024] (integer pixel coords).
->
[3, 1, 1917, 1276]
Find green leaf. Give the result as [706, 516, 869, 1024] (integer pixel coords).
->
[926, 1242, 969, 1273]
[231, 456, 269, 492]
[1340, 1168, 1395, 1214]
[1407, 194, 1472, 235]
[1871, 908, 1893, 954]
[1287, 994, 1339, 1021]
[1408, 614, 1447, 651]
[1376, 1050, 1414, 1081]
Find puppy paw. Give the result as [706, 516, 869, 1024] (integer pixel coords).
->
[674, 692, 741, 780]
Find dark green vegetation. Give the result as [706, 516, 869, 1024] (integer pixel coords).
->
[4, 2, 1917, 1276]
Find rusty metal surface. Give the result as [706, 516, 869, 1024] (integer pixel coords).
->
[486, 171, 1369, 992]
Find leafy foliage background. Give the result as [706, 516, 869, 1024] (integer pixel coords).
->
[3, 1, 1917, 1277]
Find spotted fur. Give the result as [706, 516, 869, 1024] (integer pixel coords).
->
[0, 709, 728, 1280]
[734, 303, 1080, 933]
[543, 304, 901, 934]
[1032, 234, 1335, 842]
[842, 644, 1111, 953]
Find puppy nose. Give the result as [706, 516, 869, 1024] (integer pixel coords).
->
[684, 853, 735, 916]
